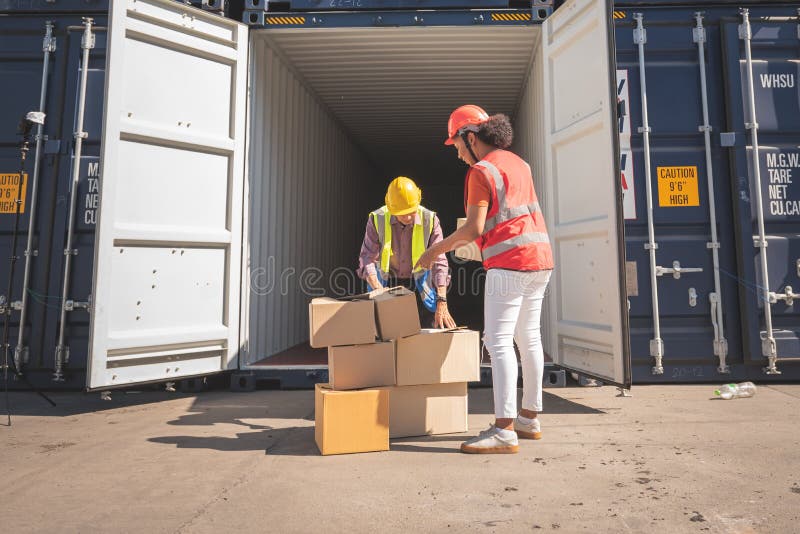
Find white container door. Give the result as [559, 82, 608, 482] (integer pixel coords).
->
[541, 0, 631, 387]
[87, 0, 248, 389]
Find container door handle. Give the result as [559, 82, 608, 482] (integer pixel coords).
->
[655, 260, 703, 280]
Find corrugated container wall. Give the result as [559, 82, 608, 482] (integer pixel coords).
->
[510, 41, 553, 358]
[244, 39, 376, 365]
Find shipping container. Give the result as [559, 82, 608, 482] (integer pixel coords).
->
[613, 0, 800, 382]
[1, 0, 795, 393]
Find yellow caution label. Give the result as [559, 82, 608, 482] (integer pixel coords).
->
[0, 173, 27, 214]
[657, 166, 699, 207]
[613, 11, 626, 19]
[491, 13, 532, 22]
[266, 16, 306, 25]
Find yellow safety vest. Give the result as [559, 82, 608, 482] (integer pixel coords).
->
[370, 205, 435, 277]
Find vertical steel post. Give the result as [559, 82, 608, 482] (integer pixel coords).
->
[739, 9, 779, 374]
[634, 13, 664, 374]
[14, 21, 56, 371]
[54, 18, 94, 382]
[693, 13, 729, 373]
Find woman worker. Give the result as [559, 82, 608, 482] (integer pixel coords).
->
[416, 105, 553, 454]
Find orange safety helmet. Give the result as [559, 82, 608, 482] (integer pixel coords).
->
[444, 104, 489, 145]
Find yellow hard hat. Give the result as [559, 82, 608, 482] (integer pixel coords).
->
[385, 176, 421, 216]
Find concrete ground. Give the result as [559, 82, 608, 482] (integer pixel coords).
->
[1, 384, 799, 534]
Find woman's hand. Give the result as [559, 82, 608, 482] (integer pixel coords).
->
[434, 302, 457, 329]
[415, 248, 437, 272]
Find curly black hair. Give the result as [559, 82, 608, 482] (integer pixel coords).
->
[475, 114, 514, 149]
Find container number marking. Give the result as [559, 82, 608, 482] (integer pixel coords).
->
[657, 166, 699, 207]
[0, 173, 27, 214]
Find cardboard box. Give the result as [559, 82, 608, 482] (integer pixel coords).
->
[375, 382, 468, 438]
[328, 342, 395, 390]
[308, 297, 376, 348]
[314, 383, 389, 455]
[395, 329, 480, 386]
[371, 286, 421, 341]
[454, 218, 482, 262]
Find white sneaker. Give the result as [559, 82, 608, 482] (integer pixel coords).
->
[460, 425, 519, 454]
[514, 416, 542, 440]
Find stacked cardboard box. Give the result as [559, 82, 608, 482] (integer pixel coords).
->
[309, 287, 480, 454]
[310, 287, 417, 455]
[377, 328, 479, 438]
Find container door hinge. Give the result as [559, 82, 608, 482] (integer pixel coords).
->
[738, 21, 751, 41]
[633, 26, 647, 45]
[43, 35, 56, 52]
[649, 338, 664, 375]
[53, 345, 70, 382]
[14, 345, 30, 368]
[761, 335, 780, 375]
[655, 260, 703, 279]
[81, 19, 96, 50]
[709, 293, 730, 373]
[796, 8, 800, 40]
[714, 338, 730, 373]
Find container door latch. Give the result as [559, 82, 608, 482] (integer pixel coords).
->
[655, 260, 703, 280]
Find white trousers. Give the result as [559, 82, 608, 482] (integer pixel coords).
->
[483, 268, 552, 419]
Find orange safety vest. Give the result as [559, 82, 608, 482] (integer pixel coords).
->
[464, 149, 554, 271]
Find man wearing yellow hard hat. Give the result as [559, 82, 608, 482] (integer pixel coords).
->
[357, 177, 456, 329]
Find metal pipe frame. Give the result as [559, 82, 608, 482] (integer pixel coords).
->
[14, 21, 56, 372]
[693, 12, 729, 374]
[54, 18, 94, 382]
[633, 12, 664, 375]
[739, 8, 779, 375]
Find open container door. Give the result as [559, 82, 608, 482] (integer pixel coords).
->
[87, 0, 248, 390]
[541, 0, 630, 388]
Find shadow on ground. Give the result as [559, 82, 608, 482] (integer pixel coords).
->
[1, 390, 196, 418]
[468, 389, 605, 415]
[145, 388, 603, 456]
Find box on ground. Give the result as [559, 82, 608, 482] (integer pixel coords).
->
[308, 296, 376, 348]
[454, 218, 482, 262]
[371, 286, 420, 341]
[314, 383, 389, 455]
[328, 341, 395, 390]
[374, 382, 468, 438]
[396, 328, 480, 386]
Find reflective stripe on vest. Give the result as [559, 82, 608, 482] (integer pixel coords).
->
[371, 206, 435, 276]
[481, 231, 551, 261]
[474, 160, 542, 233]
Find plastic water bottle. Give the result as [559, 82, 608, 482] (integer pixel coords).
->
[714, 382, 757, 400]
